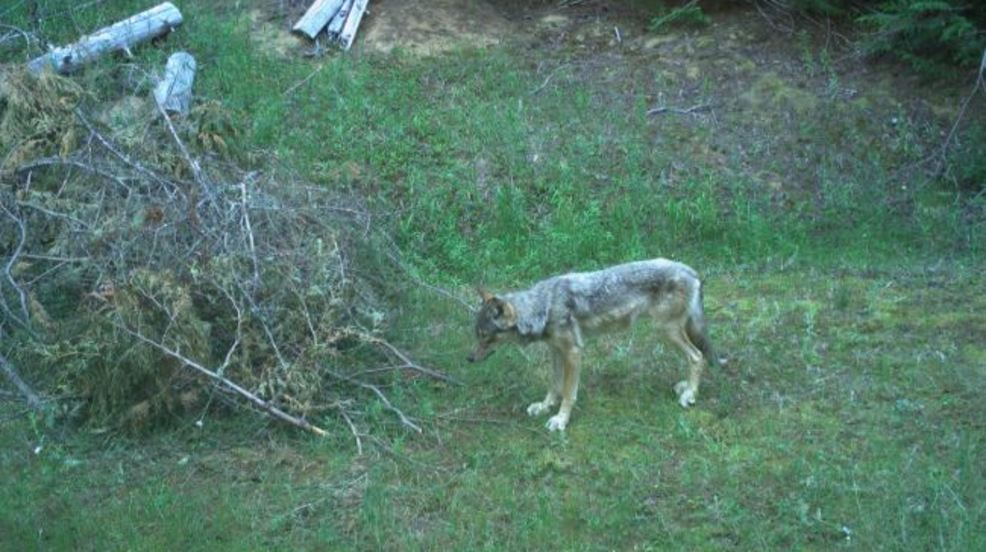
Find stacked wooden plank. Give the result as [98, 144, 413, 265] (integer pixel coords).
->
[293, 0, 369, 50]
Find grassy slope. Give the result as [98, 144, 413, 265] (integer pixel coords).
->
[1, 1, 984, 550]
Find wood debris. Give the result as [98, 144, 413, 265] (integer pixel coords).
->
[27, 2, 182, 74]
[293, 0, 369, 50]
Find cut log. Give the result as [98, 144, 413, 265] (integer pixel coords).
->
[292, 0, 345, 40]
[27, 2, 183, 74]
[327, 0, 354, 38]
[338, 0, 368, 51]
[153, 52, 196, 115]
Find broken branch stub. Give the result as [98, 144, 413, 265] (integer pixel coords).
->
[27, 2, 183, 74]
[153, 52, 196, 116]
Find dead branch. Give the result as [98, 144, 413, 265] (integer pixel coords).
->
[0, 352, 44, 413]
[0, 201, 31, 331]
[937, 49, 986, 169]
[336, 404, 364, 454]
[325, 368, 421, 433]
[117, 323, 328, 436]
[372, 337, 461, 385]
[647, 103, 713, 116]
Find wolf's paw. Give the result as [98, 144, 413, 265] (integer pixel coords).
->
[527, 401, 553, 417]
[674, 381, 697, 408]
[545, 414, 569, 432]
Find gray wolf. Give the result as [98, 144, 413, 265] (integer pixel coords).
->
[467, 259, 716, 431]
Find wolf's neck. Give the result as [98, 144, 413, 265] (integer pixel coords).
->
[504, 280, 555, 337]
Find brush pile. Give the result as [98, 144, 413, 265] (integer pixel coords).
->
[0, 66, 443, 440]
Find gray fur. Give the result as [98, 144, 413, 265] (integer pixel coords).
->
[468, 258, 718, 430]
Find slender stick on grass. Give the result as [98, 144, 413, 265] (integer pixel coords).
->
[647, 103, 712, 116]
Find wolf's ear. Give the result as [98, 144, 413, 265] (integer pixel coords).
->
[476, 287, 495, 303]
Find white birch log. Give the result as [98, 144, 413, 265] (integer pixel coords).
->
[338, 0, 368, 51]
[326, 0, 354, 38]
[292, 0, 345, 40]
[27, 2, 183, 74]
[153, 51, 196, 115]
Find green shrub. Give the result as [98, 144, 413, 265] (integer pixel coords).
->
[859, 1, 986, 72]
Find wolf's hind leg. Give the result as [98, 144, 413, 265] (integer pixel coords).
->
[527, 351, 563, 416]
[667, 325, 705, 407]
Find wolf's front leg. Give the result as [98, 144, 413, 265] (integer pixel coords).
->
[527, 352, 563, 416]
[546, 348, 581, 432]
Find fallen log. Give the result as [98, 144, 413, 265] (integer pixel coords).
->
[153, 51, 196, 115]
[293, 0, 346, 40]
[28, 2, 182, 74]
[338, 0, 368, 51]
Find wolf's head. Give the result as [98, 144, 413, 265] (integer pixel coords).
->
[466, 288, 517, 363]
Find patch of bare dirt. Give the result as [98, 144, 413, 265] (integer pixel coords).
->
[358, 0, 513, 55]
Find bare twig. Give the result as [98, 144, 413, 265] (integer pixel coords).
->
[117, 323, 328, 436]
[282, 63, 326, 97]
[0, 352, 44, 413]
[937, 49, 986, 169]
[336, 405, 363, 455]
[239, 178, 261, 289]
[383, 247, 476, 313]
[530, 63, 570, 96]
[647, 103, 713, 116]
[372, 337, 461, 385]
[0, 201, 31, 329]
[151, 98, 209, 197]
[325, 368, 421, 433]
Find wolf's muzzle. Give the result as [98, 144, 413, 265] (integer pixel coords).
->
[466, 347, 495, 363]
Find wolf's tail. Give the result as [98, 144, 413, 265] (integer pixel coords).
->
[685, 283, 719, 367]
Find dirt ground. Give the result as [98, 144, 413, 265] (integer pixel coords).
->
[252, 0, 968, 208]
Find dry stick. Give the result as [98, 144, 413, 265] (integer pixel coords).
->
[937, 49, 986, 169]
[325, 368, 421, 433]
[336, 405, 363, 455]
[0, 202, 31, 329]
[75, 112, 173, 190]
[530, 63, 570, 96]
[0, 352, 44, 413]
[282, 63, 326, 97]
[382, 247, 476, 313]
[118, 324, 328, 436]
[239, 180, 261, 289]
[16, 156, 130, 190]
[152, 98, 208, 197]
[647, 103, 712, 116]
[372, 337, 461, 384]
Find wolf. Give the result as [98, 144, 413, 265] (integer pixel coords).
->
[466, 259, 716, 432]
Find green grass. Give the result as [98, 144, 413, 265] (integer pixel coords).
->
[3, 268, 984, 550]
[2, 1, 985, 550]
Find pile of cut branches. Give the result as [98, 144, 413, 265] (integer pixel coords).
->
[0, 68, 447, 442]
